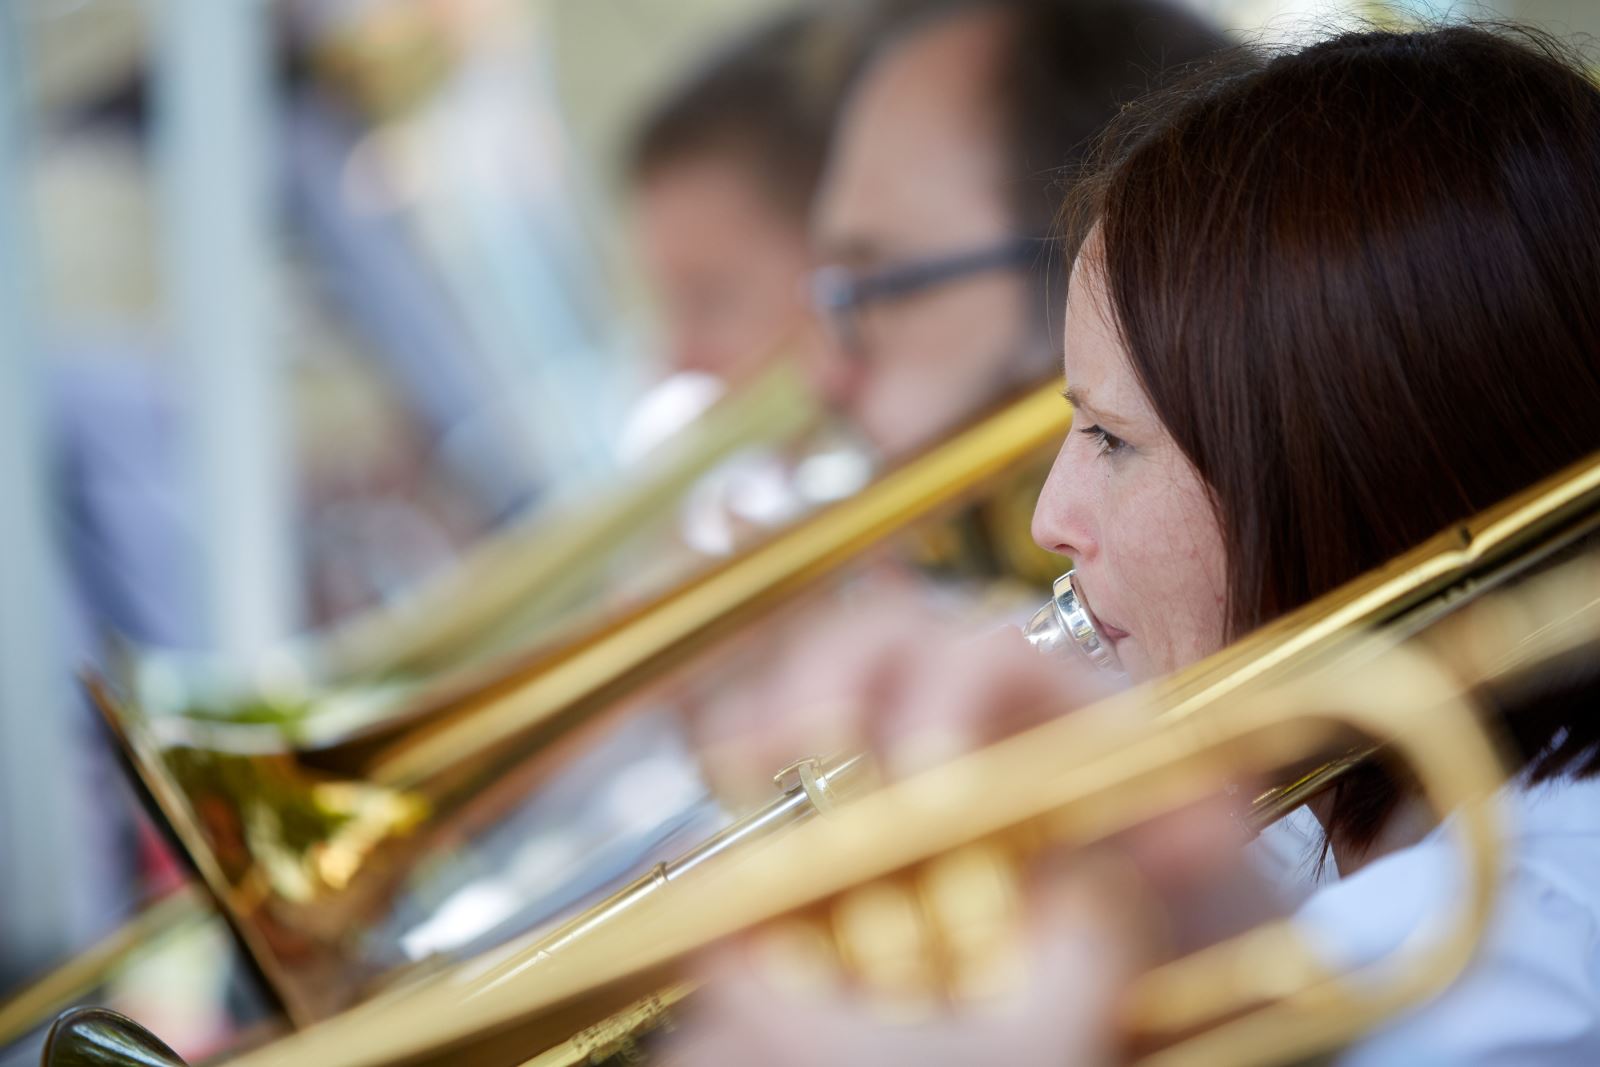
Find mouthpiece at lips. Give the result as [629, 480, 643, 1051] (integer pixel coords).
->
[1021, 570, 1125, 676]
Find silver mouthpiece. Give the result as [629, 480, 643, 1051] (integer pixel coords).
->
[1022, 570, 1123, 674]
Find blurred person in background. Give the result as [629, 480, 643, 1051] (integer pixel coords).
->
[757, 0, 1233, 593]
[621, 0, 1223, 571]
[616, 6, 874, 554]
[807, 0, 1226, 461]
[629, 8, 858, 387]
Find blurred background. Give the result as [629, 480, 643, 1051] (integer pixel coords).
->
[0, 0, 1595, 1062]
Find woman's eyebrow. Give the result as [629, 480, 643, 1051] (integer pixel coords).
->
[1063, 384, 1128, 427]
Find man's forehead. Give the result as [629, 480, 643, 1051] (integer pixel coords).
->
[877, 7, 1012, 92]
[813, 9, 1012, 260]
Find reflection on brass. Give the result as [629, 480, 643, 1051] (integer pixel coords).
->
[319, 358, 824, 684]
[205, 540, 1600, 1067]
[57, 455, 1564, 1067]
[40, 1007, 188, 1067]
[54, 362, 1600, 1067]
[83, 383, 1070, 1025]
[190, 453, 1600, 1067]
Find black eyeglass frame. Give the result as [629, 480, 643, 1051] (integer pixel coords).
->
[810, 237, 1042, 356]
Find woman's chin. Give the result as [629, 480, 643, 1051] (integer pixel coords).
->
[1113, 638, 1153, 682]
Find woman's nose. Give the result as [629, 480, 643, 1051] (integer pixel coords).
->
[1031, 442, 1095, 561]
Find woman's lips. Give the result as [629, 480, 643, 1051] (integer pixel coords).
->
[1076, 581, 1130, 642]
[1099, 619, 1131, 642]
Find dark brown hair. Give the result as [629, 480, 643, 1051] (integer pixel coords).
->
[1064, 24, 1600, 857]
[627, 9, 863, 221]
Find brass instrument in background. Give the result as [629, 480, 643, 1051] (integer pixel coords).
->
[14, 337, 1600, 1064]
[0, 381, 1070, 1041]
[0, 355, 823, 1052]
[40, 452, 1600, 1067]
[315, 358, 829, 685]
[195, 451, 1598, 1067]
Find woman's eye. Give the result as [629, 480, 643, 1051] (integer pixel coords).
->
[1077, 424, 1127, 457]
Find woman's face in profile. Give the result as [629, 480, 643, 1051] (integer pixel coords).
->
[1032, 243, 1230, 681]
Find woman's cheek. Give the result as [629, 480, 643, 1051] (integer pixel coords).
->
[1132, 613, 1184, 679]
[1117, 639, 1156, 683]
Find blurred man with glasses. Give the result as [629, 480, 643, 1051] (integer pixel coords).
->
[806, 0, 1226, 459]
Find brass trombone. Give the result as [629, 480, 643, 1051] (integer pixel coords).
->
[0, 353, 832, 1048]
[19, 351, 1600, 1062]
[46, 453, 1600, 1067]
[61, 381, 1071, 1028]
[197, 452, 1596, 1067]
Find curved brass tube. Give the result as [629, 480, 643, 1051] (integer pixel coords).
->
[86, 382, 1072, 1024]
[203, 508, 1600, 1067]
[187, 451, 1600, 1067]
[315, 358, 825, 684]
[5, 359, 825, 1045]
[348, 381, 1070, 793]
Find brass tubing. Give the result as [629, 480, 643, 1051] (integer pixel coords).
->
[481, 754, 869, 980]
[205, 459, 1600, 1067]
[1169, 451, 1600, 830]
[1244, 751, 1370, 834]
[317, 358, 823, 684]
[78, 382, 1066, 1027]
[1155, 452, 1600, 722]
[211, 577, 1534, 1067]
[357, 383, 1069, 792]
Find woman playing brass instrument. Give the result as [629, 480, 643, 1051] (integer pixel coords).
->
[682, 21, 1600, 1065]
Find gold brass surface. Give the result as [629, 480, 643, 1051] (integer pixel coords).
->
[194, 454, 1600, 1067]
[206, 542, 1581, 1067]
[316, 357, 823, 685]
[1194, 452, 1600, 831]
[54, 390, 1600, 1067]
[85, 382, 1071, 1025]
[352, 382, 1070, 792]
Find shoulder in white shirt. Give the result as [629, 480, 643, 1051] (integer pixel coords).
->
[1292, 774, 1600, 1066]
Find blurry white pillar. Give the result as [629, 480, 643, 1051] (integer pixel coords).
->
[0, 5, 88, 981]
[154, 0, 298, 661]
